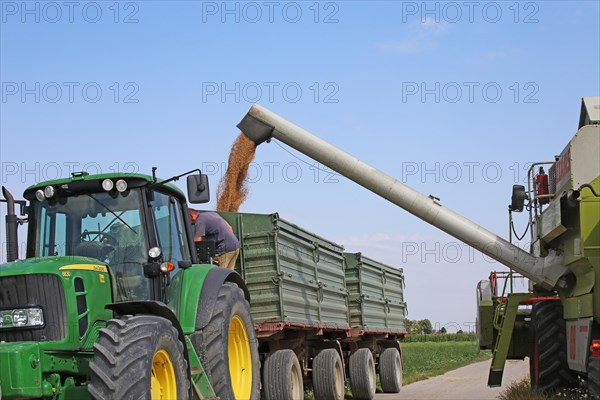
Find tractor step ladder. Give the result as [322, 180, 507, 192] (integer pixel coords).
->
[487, 292, 532, 387]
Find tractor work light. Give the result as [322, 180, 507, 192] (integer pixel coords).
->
[102, 179, 114, 191]
[44, 186, 56, 198]
[116, 179, 128, 192]
[35, 189, 46, 202]
[148, 246, 162, 259]
[0, 307, 44, 329]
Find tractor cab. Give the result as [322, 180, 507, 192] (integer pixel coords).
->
[18, 171, 209, 302]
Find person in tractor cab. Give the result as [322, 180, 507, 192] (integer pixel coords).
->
[189, 209, 240, 269]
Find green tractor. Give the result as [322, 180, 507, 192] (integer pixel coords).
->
[0, 170, 260, 399]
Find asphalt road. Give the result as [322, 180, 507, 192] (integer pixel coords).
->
[374, 359, 529, 400]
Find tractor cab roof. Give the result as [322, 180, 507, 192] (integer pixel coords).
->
[24, 172, 185, 201]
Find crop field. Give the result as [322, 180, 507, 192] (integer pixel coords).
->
[402, 341, 492, 385]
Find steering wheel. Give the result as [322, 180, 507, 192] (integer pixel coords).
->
[80, 231, 118, 246]
[81, 231, 118, 253]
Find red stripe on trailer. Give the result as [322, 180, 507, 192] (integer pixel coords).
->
[254, 320, 351, 339]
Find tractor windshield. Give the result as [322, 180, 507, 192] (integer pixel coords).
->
[31, 188, 151, 301]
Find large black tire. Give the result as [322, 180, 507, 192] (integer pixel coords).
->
[88, 315, 189, 400]
[263, 349, 304, 400]
[312, 349, 344, 400]
[191, 282, 260, 400]
[379, 348, 402, 393]
[349, 348, 376, 400]
[589, 350, 600, 399]
[529, 300, 577, 392]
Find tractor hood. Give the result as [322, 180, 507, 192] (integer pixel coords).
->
[0, 256, 108, 277]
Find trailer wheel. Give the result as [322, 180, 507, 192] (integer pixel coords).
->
[88, 315, 188, 400]
[349, 348, 376, 400]
[263, 349, 304, 400]
[379, 348, 402, 393]
[529, 300, 577, 392]
[313, 349, 345, 400]
[191, 282, 260, 400]
[589, 350, 600, 399]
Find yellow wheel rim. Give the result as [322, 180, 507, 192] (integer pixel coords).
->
[229, 315, 252, 399]
[151, 349, 177, 400]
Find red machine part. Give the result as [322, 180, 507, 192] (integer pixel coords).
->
[536, 167, 550, 204]
[592, 340, 600, 357]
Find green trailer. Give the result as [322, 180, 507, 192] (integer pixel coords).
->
[218, 211, 407, 400]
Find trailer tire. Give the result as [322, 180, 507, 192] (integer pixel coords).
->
[589, 351, 600, 399]
[313, 349, 345, 400]
[191, 282, 260, 400]
[349, 348, 376, 400]
[529, 300, 577, 392]
[88, 315, 189, 400]
[379, 348, 402, 393]
[263, 349, 304, 400]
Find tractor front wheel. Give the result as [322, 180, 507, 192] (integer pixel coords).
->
[88, 315, 189, 400]
[191, 282, 260, 399]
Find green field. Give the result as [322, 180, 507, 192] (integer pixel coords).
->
[402, 341, 492, 385]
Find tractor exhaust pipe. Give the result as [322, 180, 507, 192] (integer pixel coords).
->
[2, 186, 19, 262]
[238, 104, 568, 290]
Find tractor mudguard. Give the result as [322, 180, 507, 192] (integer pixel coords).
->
[195, 268, 250, 331]
[106, 300, 187, 345]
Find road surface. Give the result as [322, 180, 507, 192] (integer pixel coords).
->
[374, 359, 529, 400]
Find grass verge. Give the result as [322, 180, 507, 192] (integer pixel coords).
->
[402, 341, 492, 385]
[498, 378, 591, 400]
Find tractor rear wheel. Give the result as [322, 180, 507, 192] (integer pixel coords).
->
[88, 315, 189, 400]
[379, 348, 403, 393]
[263, 349, 304, 400]
[529, 300, 577, 392]
[312, 349, 345, 400]
[191, 282, 260, 400]
[589, 350, 600, 399]
[349, 348, 376, 400]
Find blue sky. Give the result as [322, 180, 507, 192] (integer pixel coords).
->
[1, 0, 599, 330]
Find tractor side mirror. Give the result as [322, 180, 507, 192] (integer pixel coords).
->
[187, 174, 210, 204]
[510, 185, 527, 212]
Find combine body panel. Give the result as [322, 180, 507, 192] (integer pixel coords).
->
[239, 98, 600, 395]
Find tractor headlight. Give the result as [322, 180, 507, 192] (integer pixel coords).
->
[115, 179, 128, 192]
[44, 186, 56, 198]
[0, 307, 44, 329]
[102, 179, 114, 191]
[35, 189, 46, 202]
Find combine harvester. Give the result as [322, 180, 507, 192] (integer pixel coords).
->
[237, 97, 600, 397]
